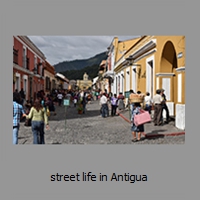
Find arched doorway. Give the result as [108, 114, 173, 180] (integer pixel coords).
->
[160, 41, 178, 116]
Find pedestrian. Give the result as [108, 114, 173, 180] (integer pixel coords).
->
[81, 92, 87, 114]
[73, 97, 77, 107]
[57, 91, 63, 106]
[19, 88, 25, 106]
[117, 92, 125, 111]
[160, 89, 170, 124]
[144, 92, 152, 114]
[86, 92, 92, 104]
[46, 95, 56, 116]
[95, 91, 99, 100]
[26, 98, 49, 144]
[13, 92, 26, 144]
[66, 91, 72, 106]
[128, 89, 136, 113]
[131, 103, 145, 142]
[152, 89, 163, 126]
[110, 94, 118, 116]
[100, 92, 109, 118]
[24, 100, 32, 127]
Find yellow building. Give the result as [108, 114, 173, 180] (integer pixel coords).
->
[113, 35, 185, 130]
[105, 36, 141, 95]
[76, 72, 93, 90]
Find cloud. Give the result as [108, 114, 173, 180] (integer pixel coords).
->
[28, 35, 140, 65]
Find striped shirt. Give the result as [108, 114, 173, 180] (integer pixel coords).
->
[13, 101, 25, 127]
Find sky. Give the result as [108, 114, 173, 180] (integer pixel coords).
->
[28, 35, 141, 65]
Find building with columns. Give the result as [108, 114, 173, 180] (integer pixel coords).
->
[107, 35, 185, 130]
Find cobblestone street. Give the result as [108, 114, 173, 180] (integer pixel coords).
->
[18, 100, 185, 145]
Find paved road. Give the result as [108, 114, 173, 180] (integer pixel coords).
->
[18, 100, 185, 145]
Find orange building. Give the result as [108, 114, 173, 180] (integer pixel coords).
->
[44, 61, 56, 94]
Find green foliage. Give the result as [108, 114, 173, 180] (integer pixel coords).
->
[77, 99, 83, 111]
[54, 51, 107, 72]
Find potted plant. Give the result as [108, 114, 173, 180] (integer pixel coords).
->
[77, 100, 83, 114]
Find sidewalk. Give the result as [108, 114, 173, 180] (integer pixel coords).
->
[116, 108, 185, 138]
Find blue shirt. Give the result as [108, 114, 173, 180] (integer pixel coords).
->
[13, 101, 25, 127]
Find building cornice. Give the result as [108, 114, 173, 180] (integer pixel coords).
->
[13, 63, 45, 79]
[128, 39, 156, 61]
[156, 73, 175, 77]
[114, 36, 149, 70]
[134, 48, 157, 62]
[14, 36, 46, 60]
[13, 63, 34, 75]
[176, 66, 185, 72]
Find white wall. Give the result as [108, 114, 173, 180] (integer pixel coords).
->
[175, 104, 185, 130]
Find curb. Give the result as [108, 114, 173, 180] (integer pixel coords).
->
[117, 111, 185, 137]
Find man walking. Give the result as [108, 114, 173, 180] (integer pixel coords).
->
[160, 89, 170, 123]
[152, 89, 163, 126]
[57, 91, 63, 106]
[100, 92, 108, 118]
[13, 92, 26, 144]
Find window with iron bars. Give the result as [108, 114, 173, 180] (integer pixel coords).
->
[45, 76, 51, 90]
[23, 56, 30, 69]
[23, 57, 29, 69]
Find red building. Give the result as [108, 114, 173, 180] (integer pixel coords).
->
[13, 36, 46, 101]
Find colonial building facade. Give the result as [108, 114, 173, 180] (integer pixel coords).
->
[13, 36, 46, 101]
[104, 37, 141, 95]
[104, 35, 185, 130]
[76, 72, 93, 90]
[44, 60, 57, 94]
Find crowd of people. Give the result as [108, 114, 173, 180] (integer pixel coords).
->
[12, 88, 99, 144]
[13, 87, 171, 144]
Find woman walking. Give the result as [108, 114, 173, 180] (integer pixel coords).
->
[26, 98, 49, 144]
[131, 103, 145, 142]
[117, 92, 125, 111]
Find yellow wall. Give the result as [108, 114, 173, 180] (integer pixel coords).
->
[127, 35, 185, 104]
[154, 36, 185, 72]
[112, 36, 185, 106]
[154, 36, 185, 104]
